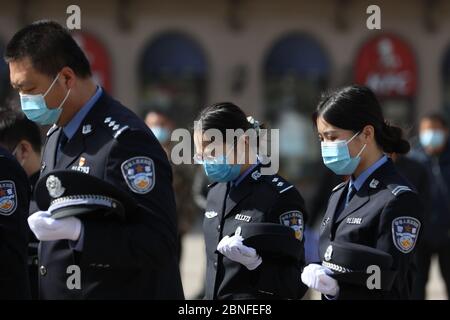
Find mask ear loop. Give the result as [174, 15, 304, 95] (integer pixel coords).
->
[346, 131, 361, 144]
[346, 130, 367, 158]
[57, 88, 71, 109]
[43, 73, 61, 97]
[356, 143, 367, 157]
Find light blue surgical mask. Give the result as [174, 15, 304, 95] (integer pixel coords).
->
[419, 129, 446, 149]
[321, 131, 367, 175]
[151, 126, 170, 144]
[195, 143, 243, 183]
[19, 73, 71, 125]
[203, 155, 242, 183]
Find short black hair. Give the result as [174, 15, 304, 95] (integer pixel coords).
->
[313, 85, 410, 154]
[0, 108, 42, 153]
[420, 112, 448, 128]
[4, 20, 91, 78]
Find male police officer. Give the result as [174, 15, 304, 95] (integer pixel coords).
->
[0, 145, 31, 299]
[5, 20, 183, 299]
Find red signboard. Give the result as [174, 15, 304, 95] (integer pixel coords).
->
[354, 34, 417, 98]
[72, 32, 112, 93]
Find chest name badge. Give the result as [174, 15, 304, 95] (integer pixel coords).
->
[235, 214, 251, 222]
[346, 217, 363, 225]
[392, 216, 421, 254]
[205, 211, 218, 218]
[0, 181, 17, 216]
[121, 157, 155, 194]
[71, 157, 90, 174]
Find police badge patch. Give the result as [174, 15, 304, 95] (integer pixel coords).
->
[0, 180, 17, 216]
[279, 210, 304, 241]
[392, 216, 421, 254]
[121, 157, 155, 194]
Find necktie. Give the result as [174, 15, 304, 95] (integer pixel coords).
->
[345, 184, 357, 207]
[56, 131, 68, 164]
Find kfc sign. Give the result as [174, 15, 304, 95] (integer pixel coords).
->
[354, 34, 417, 98]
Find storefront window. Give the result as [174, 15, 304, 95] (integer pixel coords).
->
[264, 33, 330, 186]
[138, 32, 207, 126]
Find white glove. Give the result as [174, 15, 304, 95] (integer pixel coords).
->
[217, 234, 262, 270]
[28, 210, 82, 241]
[301, 263, 339, 297]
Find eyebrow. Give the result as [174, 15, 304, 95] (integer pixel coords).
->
[321, 130, 339, 135]
[11, 81, 32, 90]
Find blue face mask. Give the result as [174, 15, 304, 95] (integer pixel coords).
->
[151, 126, 170, 144]
[19, 73, 71, 125]
[321, 131, 367, 175]
[420, 130, 446, 149]
[203, 155, 242, 183]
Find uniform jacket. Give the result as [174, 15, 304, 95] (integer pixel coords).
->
[319, 159, 423, 300]
[203, 164, 308, 300]
[38, 91, 183, 299]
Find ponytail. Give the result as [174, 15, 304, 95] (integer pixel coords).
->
[377, 122, 410, 154]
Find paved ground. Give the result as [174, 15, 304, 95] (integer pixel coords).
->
[180, 223, 448, 300]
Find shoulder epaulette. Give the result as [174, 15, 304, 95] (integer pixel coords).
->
[387, 184, 414, 197]
[103, 116, 130, 139]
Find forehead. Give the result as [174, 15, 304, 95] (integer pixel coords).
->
[420, 118, 446, 129]
[316, 116, 340, 133]
[193, 130, 226, 151]
[9, 57, 45, 86]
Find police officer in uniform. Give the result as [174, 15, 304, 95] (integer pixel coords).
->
[0, 145, 31, 299]
[301, 86, 423, 300]
[193, 102, 308, 300]
[0, 108, 43, 299]
[6, 20, 183, 299]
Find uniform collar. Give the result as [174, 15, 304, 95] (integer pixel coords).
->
[62, 86, 103, 140]
[350, 155, 388, 191]
[232, 160, 261, 187]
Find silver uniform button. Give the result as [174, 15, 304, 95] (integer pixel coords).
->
[39, 265, 47, 276]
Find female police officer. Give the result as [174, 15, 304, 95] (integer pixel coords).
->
[301, 85, 423, 300]
[193, 102, 308, 300]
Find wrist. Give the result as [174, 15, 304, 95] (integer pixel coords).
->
[70, 219, 82, 241]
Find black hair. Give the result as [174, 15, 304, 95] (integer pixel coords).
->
[420, 112, 448, 128]
[0, 108, 42, 153]
[312, 85, 410, 154]
[4, 20, 91, 78]
[195, 102, 253, 134]
[194, 102, 265, 152]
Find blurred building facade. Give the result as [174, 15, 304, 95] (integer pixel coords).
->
[1, 0, 449, 197]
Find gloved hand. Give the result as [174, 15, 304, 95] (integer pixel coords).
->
[28, 210, 82, 241]
[217, 234, 262, 270]
[301, 263, 339, 297]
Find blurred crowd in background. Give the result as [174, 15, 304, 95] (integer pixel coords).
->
[0, 0, 450, 299]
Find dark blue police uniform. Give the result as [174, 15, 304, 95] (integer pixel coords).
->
[37, 88, 183, 299]
[319, 156, 423, 299]
[203, 163, 308, 300]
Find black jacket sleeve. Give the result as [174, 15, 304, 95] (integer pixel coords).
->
[79, 129, 178, 271]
